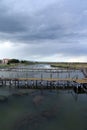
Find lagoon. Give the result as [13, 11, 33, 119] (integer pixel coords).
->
[0, 89, 87, 130]
[0, 64, 86, 130]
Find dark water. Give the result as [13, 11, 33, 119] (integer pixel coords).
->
[0, 89, 87, 130]
[0, 64, 86, 130]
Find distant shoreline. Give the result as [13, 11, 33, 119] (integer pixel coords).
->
[0, 62, 87, 69]
[50, 63, 87, 69]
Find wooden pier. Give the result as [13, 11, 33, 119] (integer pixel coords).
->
[0, 77, 87, 90]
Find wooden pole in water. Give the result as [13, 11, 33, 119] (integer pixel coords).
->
[17, 80, 19, 88]
[5, 80, 6, 86]
[2, 79, 3, 86]
[36, 80, 37, 88]
[47, 80, 48, 88]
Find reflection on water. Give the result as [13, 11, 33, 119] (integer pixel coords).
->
[0, 89, 87, 130]
[0, 64, 86, 130]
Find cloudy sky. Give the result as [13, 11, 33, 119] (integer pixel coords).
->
[0, 0, 87, 62]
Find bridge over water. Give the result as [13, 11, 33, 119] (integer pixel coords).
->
[0, 77, 87, 92]
[0, 67, 87, 93]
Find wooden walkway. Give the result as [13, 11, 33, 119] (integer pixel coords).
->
[0, 77, 87, 83]
[76, 78, 87, 84]
[0, 77, 87, 88]
[3, 77, 86, 83]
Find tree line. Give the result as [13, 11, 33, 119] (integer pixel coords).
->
[7, 59, 35, 65]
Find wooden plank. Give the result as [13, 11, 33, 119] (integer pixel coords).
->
[0, 77, 87, 83]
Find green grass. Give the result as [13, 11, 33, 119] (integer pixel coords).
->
[50, 63, 87, 69]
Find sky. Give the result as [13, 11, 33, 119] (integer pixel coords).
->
[0, 0, 87, 62]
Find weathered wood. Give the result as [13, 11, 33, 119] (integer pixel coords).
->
[0, 77, 87, 89]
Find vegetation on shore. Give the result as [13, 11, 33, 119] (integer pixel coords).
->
[50, 62, 87, 69]
[0, 59, 37, 68]
[0, 58, 87, 69]
[7, 59, 36, 65]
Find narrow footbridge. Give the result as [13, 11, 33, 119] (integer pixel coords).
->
[0, 77, 87, 90]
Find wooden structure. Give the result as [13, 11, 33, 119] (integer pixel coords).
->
[0, 77, 87, 89]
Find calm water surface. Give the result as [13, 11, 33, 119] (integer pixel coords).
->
[0, 64, 86, 130]
[0, 89, 87, 130]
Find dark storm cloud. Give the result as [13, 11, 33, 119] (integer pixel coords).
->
[0, 0, 86, 42]
[0, 7, 26, 34]
[0, 0, 87, 61]
[0, 0, 79, 42]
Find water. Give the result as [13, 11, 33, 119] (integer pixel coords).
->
[0, 64, 86, 130]
[0, 89, 87, 130]
[0, 64, 84, 79]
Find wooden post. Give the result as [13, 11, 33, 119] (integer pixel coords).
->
[17, 80, 19, 88]
[1, 80, 3, 86]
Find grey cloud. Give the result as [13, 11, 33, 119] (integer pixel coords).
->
[0, 0, 86, 43]
[0, 0, 87, 61]
[0, 0, 76, 42]
[17, 41, 87, 58]
[0, 14, 26, 34]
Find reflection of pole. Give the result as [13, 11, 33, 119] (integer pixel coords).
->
[40, 73, 43, 94]
[50, 73, 52, 79]
[71, 91, 78, 101]
[75, 94, 78, 101]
